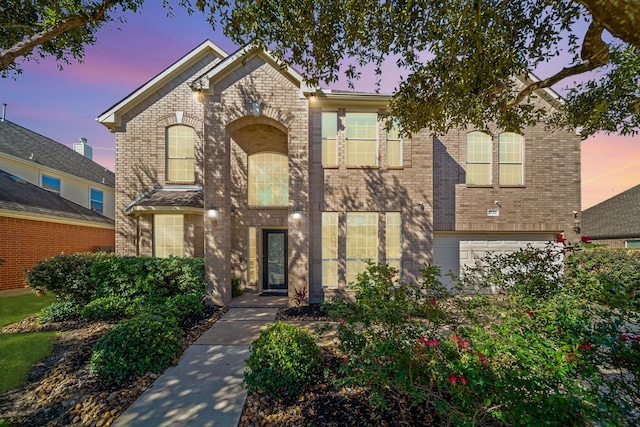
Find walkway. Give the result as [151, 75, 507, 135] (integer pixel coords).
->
[112, 294, 288, 427]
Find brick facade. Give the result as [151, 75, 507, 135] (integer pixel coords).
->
[0, 216, 114, 291]
[101, 41, 581, 306]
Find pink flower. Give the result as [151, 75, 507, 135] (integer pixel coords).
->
[481, 357, 489, 366]
[430, 298, 436, 304]
[339, 319, 345, 325]
[579, 343, 593, 350]
[460, 339, 471, 349]
[449, 375, 457, 384]
[460, 376, 468, 385]
[425, 339, 440, 346]
[343, 357, 349, 363]
[391, 273, 396, 278]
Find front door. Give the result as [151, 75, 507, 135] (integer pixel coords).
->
[263, 229, 287, 290]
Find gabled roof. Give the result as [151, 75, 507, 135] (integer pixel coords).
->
[190, 44, 315, 94]
[0, 169, 114, 226]
[582, 184, 640, 239]
[97, 40, 228, 130]
[0, 120, 114, 187]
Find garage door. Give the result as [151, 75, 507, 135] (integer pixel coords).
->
[433, 233, 555, 287]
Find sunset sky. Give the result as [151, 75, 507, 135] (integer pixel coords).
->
[2, 3, 638, 210]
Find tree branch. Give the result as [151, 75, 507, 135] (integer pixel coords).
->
[506, 20, 610, 108]
[0, 1, 118, 72]
[576, 0, 640, 49]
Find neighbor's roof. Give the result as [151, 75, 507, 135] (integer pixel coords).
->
[0, 169, 114, 226]
[582, 184, 640, 239]
[0, 120, 114, 188]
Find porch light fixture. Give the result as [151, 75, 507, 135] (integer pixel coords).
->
[207, 206, 219, 219]
[292, 208, 302, 220]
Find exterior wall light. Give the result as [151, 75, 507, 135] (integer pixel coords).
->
[207, 206, 219, 219]
[292, 208, 302, 220]
[251, 102, 261, 116]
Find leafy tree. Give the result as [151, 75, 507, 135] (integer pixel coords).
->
[0, 0, 206, 77]
[221, 0, 640, 136]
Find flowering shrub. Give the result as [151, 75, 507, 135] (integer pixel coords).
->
[325, 253, 640, 426]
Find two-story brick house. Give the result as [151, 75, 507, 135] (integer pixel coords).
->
[98, 40, 581, 305]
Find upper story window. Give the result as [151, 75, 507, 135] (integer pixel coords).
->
[346, 113, 378, 166]
[166, 125, 195, 182]
[322, 112, 338, 166]
[90, 189, 104, 215]
[42, 174, 61, 195]
[248, 152, 288, 206]
[499, 132, 524, 185]
[466, 131, 491, 185]
[386, 121, 402, 167]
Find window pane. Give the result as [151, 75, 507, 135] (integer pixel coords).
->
[346, 113, 378, 166]
[154, 214, 183, 258]
[626, 240, 640, 248]
[167, 125, 195, 182]
[346, 113, 377, 139]
[42, 175, 60, 194]
[322, 212, 338, 288]
[248, 227, 257, 282]
[322, 112, 337, 139]
[386, 121, 402, 167]
[248, 152, 288, 206]
[347, 139, 377, 166]
[322, 112, 338, 166]
[499, 133, 523, 185]
[346, 213, 378, 284]
[466, 132, 491, 185]
[386, 212, 401, 261]
[90, 189, 104, 215]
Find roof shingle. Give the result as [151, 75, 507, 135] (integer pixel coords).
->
[582, 184, 640, 239]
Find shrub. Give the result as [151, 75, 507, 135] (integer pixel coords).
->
[244, 322, 322, 397]
[326, 256, 639, 426]
[91, 256, 205, 300]
[25, 252, 113, 303]
[39, 299, 82, 323]
[81, 295, 133, 321]
[231, 277, 243, 298]
[165, 292, 204, 324]
[565, 247, 640, 310]
[90, 315, 182, 384]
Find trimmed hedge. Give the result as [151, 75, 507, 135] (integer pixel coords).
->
[90, 315, 182, 384]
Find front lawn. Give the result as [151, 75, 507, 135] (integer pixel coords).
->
[0, 293, 56, 328]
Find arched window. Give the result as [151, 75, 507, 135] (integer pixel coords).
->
[166, 125, 195, 182]
[499, 133, 524, 185]
[466, 131, 491, 185]
[248, 152, 288, 206]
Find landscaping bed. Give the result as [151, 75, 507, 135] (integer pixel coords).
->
[0, 306, 225, 427]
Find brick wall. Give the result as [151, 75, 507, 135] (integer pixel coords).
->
[0, 216, 115, 291]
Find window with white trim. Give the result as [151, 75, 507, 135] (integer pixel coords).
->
[42, 174, 60, 195]
[166, 125, 195, 182]
[322, 212, 339, 288]
[322, 112, 338, 166]
[346, 212, 378, 284]
[154, 214, 183, 258]
[386, 122, 402, 167]
[346, 113, 378, 166]
[90, 189, 104, 215]
[248, 152, 288, 206]
[386, 212, 401, 274]
[466, 131, 492, 185]
[499, 132, 524, 185]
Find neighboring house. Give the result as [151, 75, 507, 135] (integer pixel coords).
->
[0, 169, 114, 291]
[98, 40, 581, 305]
[0, 119, 115, 219]
[582, 184, 640, 248]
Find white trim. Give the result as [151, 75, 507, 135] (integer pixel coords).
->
[97, 40, 228, 130]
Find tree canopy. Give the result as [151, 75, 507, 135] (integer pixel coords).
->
[2, 0, 639, 136]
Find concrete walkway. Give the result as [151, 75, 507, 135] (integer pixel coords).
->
[113, 295, 288, 427]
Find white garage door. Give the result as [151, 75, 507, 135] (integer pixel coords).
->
[433, 233, 555, 288]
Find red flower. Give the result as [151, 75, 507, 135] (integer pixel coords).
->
[579, 343, 593, 350]
[481, 357, 489, 366]
[430, 298, 436, 304]
[460, 339, 471, 349]
[425, 339, 440, 346]
[339, 318, 345, 326]
[497, 290, 504, 295]
[526, 310, 535, 318]
[449, 375, 457, 384]
[460, 376, 468, 385]
[343, 357, 349, 363]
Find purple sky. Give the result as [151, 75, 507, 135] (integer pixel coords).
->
[2, 3, 638, 209]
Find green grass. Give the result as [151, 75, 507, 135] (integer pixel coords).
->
[0, 293, 57, 328]
[0, 332, 57, 393]
[0, 292, 59, 396]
